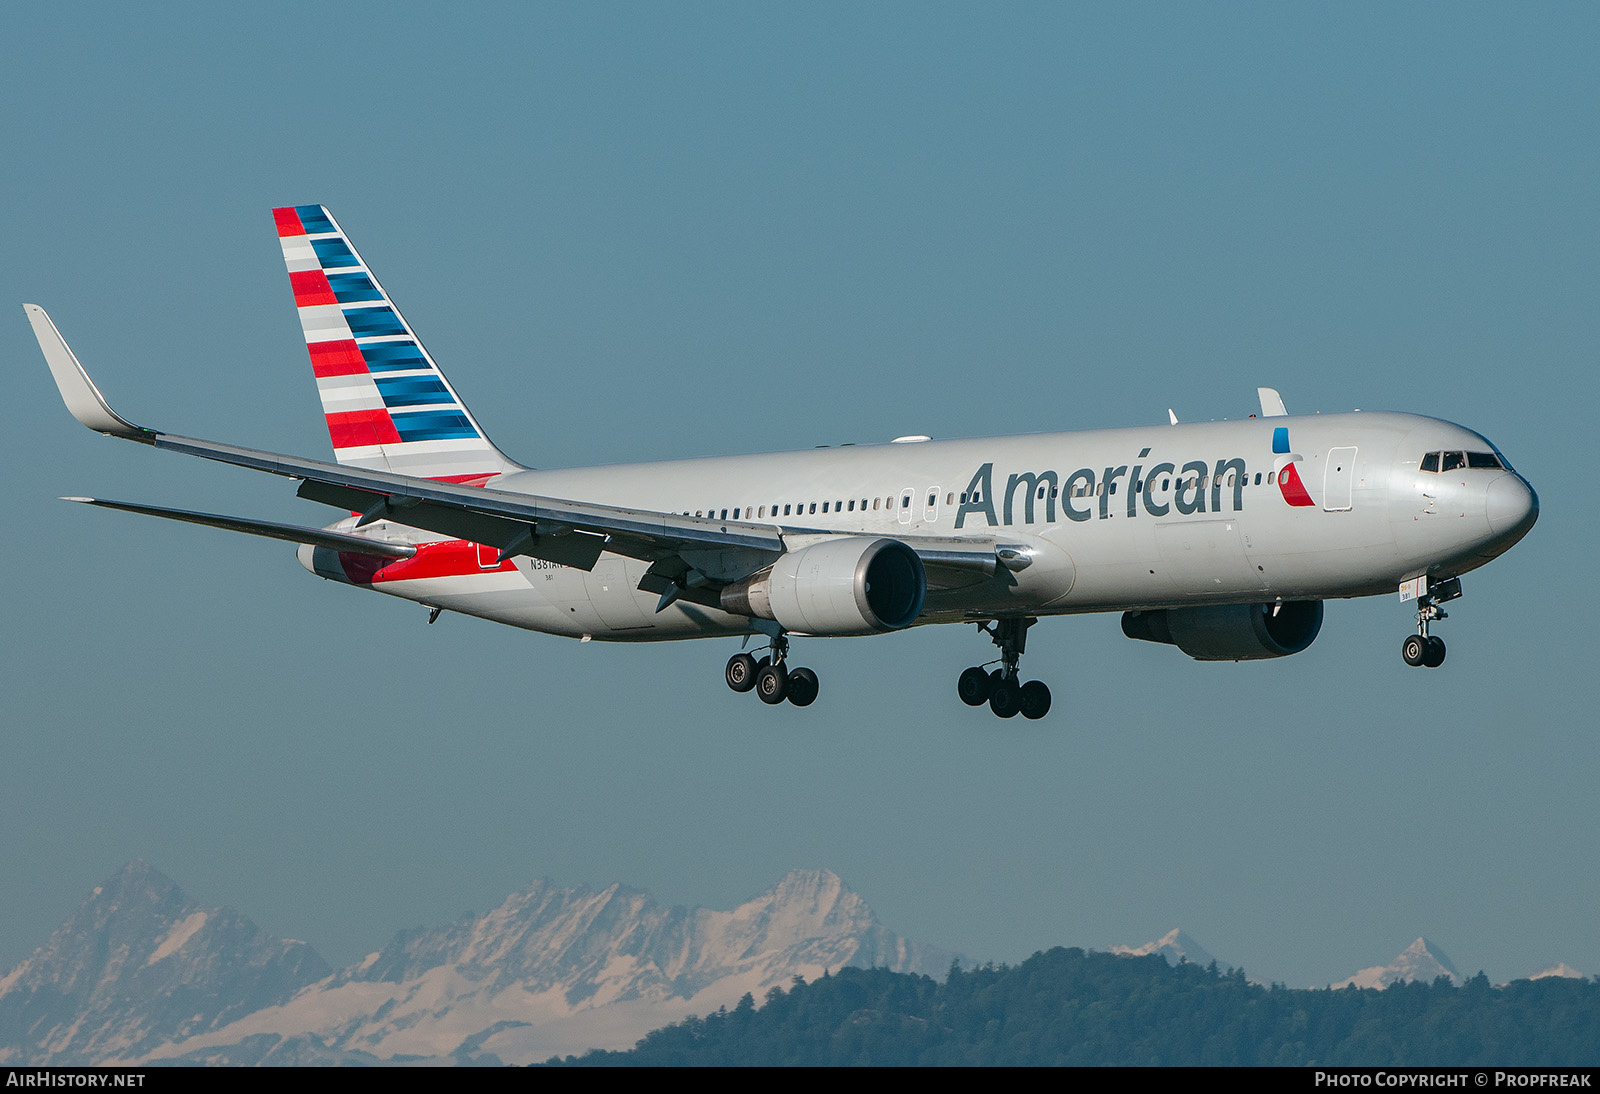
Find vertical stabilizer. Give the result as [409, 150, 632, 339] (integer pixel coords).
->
[274, 205, 521, 482]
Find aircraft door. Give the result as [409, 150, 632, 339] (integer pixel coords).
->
[924, 486, 940, 523]
[898, 488, 914, 525]
[1324, 447, 1357, 512]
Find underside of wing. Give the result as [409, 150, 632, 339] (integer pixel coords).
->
[31, 302, 1012, 620]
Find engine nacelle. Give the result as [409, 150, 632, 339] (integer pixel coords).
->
[721, 537, 926, 636]
[1121, 601, 1324, 661]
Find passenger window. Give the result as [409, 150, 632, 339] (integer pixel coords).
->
[947, 492, 955, 505]
[873, 498, 880, 510]
[822, 502, 829, 513]
[809, 503, 816, 514]
[784, 504, 791, 516]
[1254, 473, 1261, 485]
[721, 509, 728, 519]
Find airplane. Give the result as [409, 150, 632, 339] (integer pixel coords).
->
[26, 205, 1539, 720]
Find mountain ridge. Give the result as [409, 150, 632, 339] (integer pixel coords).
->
[1, 862, 951, 1065]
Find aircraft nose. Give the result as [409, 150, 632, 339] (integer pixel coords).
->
[1486, 473, 1538, 538]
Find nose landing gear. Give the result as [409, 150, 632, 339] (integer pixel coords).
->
[726, 634, 820, 708]
[1401, 576, 1460, 669]
[958, 617, 1052, 719]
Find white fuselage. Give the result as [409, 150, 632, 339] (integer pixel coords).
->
[321, 410, 1537, 643]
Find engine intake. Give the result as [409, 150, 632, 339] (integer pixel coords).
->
[722, 537, 926, 636]
[1121, 601, 1324, 661]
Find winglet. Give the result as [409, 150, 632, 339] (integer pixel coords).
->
[24, 304, 149, 439]
[1257, 387, 1288, 417]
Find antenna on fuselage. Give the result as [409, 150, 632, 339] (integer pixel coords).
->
[1168, 409, 1179, 425]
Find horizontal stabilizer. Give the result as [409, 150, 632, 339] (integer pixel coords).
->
[61, 497, 416, 558]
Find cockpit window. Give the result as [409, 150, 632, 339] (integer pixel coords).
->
[1422, 450, 1506, 473]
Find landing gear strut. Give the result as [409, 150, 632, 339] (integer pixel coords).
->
[958, 617, 1052, 719]
[1401, 576, 1460, 669]
[726, 634, 820, 708]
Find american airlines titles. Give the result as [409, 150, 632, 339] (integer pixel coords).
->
[953, 447, 1250, 530]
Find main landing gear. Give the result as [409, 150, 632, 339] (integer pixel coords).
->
[958, 617, 1052, 720]
[725, 634, 819, 708]
[1401, 576, 1462, 669]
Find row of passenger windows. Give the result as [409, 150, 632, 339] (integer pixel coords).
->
[681, 469, 1283, 522]
[686, 496, 912, 520]
[1419, 451, 1508, 473]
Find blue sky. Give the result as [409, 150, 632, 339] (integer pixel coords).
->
[3, 3, 1596, 990]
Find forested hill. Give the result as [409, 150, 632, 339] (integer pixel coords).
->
[543, 947, 1600, 1066]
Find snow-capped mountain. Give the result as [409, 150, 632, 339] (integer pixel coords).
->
[0, 861, 331, 1065]
[1332, 938, 1461, 990]
[1110, 929, 1221, 970]
[1, 864, 952, 1066]
[1528, 963, 1584, 981]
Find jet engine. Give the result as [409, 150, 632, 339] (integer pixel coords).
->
[721, 537, 926, 636]
[1120, 601, 1324, 661]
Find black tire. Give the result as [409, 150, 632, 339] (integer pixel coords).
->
[990, 679, 1021, 719]
[1019, 680, 1052, 720]
[755, 663, 789, 705]
[1422, 636, 1447, 668]
[1402, 634, 1428, 667]
[726, 653, 759, 693]
[787, 667, 819, 707]
[958, 666, 992, 706]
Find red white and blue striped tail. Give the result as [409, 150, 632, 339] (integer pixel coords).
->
[273, 204, 521, 483]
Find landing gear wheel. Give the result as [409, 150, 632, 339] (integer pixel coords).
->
[1402, 634, 1428, 667]
[755, 663, 789, 704]
[1422, 636, 1446, 668]
[1019, 680, 1052, 720]
[725, 653, 759, 693]
[990, 678, 1021, 719]
[787, 667, 819, 707]
[958, 667, 992, 706]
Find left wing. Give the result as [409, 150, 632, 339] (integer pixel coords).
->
[28, 303, 781, 574]
[28, 305, 997, 599]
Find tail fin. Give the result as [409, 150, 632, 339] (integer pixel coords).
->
[273, 204, 522, 482]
